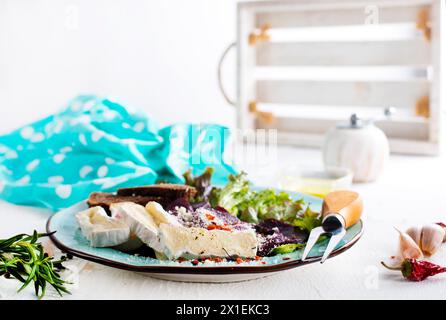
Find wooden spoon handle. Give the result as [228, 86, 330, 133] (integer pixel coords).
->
[322, 191, 363, 228]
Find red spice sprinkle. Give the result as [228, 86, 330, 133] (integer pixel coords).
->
[236, 258, 243, 264]
[198, 257, 226, 264]
[255, 256, 262, 261]
[207, 225, 232, 232]
[205, 213, 215, 221]
[191, 259, 200, 266]
[261, 262, 266, 265]
[282, 257, 290, 261]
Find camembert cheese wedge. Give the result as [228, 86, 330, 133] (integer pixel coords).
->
[110, 202, 163, 252]
[76, 206, 130, 247]
[146, 201, 258, 260]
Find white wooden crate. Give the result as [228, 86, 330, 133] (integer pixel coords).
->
[235, 0, 445, 155]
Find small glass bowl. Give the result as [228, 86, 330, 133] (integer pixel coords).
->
[278, 166, 353, 198]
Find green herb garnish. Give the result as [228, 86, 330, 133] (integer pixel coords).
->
[0, 231, 70, 299]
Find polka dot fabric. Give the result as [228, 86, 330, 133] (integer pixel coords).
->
[0, 96, 236, 211]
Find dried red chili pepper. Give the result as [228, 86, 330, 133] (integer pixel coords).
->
[382, 258, 446, 281]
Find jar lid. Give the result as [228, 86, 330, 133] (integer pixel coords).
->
[336, 114, 369, 129]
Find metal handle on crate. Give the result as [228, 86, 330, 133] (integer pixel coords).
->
[217, 41, 236, 107]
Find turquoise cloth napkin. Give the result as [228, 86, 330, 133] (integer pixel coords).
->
[0, 95, 236, 211]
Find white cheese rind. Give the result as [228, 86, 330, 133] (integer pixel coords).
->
[158, 224, 258, 259]
[76, 206, 130, 247]
[110, 202, 163, 252]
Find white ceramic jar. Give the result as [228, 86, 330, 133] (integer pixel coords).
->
[323, 114, 390, 183]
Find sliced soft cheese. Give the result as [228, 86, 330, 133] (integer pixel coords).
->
[76, 206, 130, 247]
[110, 202, 163, 252]
[145, 201, 258, 259]
[146, 201, 181, 226]
[158, 224, 258, 259]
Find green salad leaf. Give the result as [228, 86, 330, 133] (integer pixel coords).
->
[210, 172, 250, 215]
[248, 189, 304, 222]
[271, 243, 305, 255]
[183, 167, 214, 202]
[290, 206, 321, 233]
[210, 171, 320, 228]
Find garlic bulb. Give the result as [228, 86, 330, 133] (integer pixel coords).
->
[396, 228, 423, 260]
[406, 224, 445, 256]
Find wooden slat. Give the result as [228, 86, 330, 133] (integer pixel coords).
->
[254, 66, 429, 81]
[257, 40, 431, 66]
[427, 0, 443, 143]
[265, 24, 424, 42]
[237, 3, 257, 132]
[239, 0, 433, 11]
[378, 119, 429, 140]
[256, 80, 430, 109]
[256, 116, 429, 141]
[256, 2, 431, 28]
[267, 131, 439, 155]
[388, 138, 439, 155]
[256, 103, 421, 120]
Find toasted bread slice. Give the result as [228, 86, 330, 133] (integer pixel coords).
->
[87, 192, 166, 213]
[117, 183, 197, 200]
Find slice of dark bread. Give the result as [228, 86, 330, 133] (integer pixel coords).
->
[87, 192, 167, 214]
[116, 183, 197, 200]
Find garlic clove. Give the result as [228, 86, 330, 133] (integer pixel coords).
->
[396, 227, 423, 260]
[420, 223, 445, 256]
[436, 222, 446, 242]
[406, 225, 422, 247]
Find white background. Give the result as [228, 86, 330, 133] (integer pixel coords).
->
[0, 0, 239, 134]
[2, 1, 446, 300]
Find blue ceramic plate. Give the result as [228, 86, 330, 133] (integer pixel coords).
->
[47, 191, 363, 282]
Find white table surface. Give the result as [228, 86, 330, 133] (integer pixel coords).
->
[1, 146, 446, 300]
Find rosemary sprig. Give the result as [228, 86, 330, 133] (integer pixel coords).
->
[0, 230, 70, 299]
